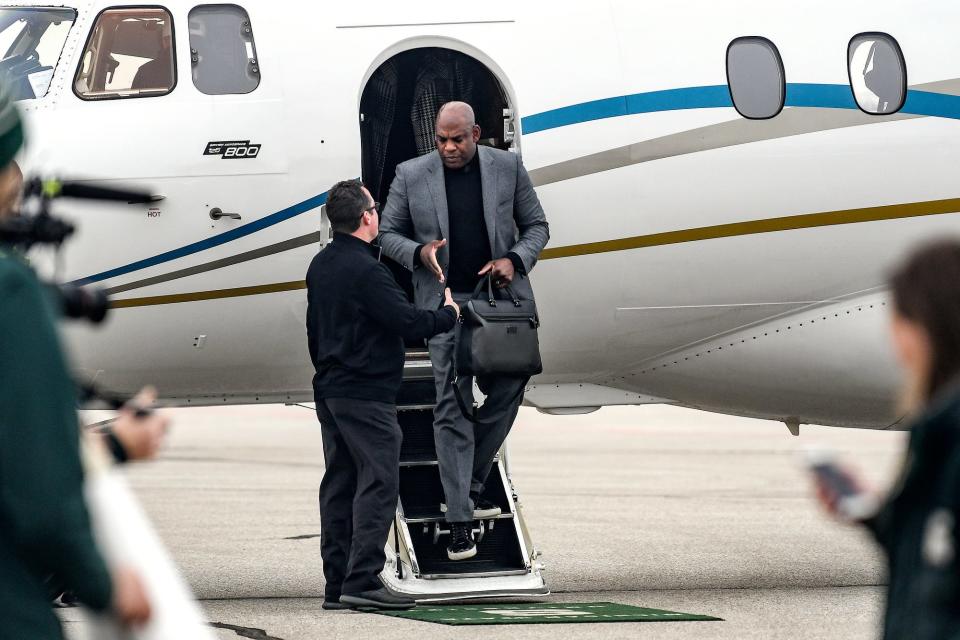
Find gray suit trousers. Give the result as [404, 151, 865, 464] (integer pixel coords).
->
[428, 299, 526, 523]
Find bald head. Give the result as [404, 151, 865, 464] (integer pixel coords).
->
[435, 101, 481, 169]
[436, 101, 475, 128]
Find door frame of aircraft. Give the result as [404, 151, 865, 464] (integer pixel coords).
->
[357, 37, 520, 206]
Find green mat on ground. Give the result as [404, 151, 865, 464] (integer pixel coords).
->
[375, 601, 722, 625]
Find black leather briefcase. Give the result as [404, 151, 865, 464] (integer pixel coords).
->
[454, 275, 543, 378]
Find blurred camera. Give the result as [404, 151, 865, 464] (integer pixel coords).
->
[0, 177, 158, 325]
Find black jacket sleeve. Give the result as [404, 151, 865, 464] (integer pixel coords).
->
[357, 263, 457, 341]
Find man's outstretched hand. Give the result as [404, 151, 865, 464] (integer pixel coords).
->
[420, 239, 446, 283]
[443, 287, 460, 317]
[478, 258, 515, 288]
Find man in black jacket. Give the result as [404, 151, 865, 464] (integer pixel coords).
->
[306, 180, 458, 610]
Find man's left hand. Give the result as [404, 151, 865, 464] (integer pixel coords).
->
[478, 258, 515, 288]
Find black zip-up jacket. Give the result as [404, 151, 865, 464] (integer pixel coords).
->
[864, 386, 960, 640]
[306, 232, 457, 402]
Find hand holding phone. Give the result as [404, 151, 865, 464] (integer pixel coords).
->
[805, 447, 879, 522]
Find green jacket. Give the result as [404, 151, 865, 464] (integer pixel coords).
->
[0, 251, 111, 640]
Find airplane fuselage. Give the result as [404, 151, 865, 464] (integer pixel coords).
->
[9, 0, 959, 428]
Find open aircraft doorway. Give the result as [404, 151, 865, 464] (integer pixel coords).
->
[359, 46, 516, 213]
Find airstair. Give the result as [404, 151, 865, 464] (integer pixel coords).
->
[379, 349, 548, 601]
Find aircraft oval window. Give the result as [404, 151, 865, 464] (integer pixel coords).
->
[0, 7, 77, 101]
[74, 7, 176, 100]
[726, 37, 785, 120]
[848, 33, 906, 115]
[188, 5, 260, 95]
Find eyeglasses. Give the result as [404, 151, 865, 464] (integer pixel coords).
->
[363, 202, 380, 214]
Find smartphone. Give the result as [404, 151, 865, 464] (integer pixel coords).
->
[804, 447, 879, 521]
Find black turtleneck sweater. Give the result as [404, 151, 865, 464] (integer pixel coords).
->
[444, 152, 490, 293]
[306, 233, 457, 401]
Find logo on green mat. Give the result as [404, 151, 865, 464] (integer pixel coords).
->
[483, 608, 592, 618]
[376, 601, 722, 626]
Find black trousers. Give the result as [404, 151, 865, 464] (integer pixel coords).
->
[316, 397, 401, 598]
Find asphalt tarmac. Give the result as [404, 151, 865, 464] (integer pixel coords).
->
[62, 404, 905, 639]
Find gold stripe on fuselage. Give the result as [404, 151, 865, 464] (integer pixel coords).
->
[539, 197, 960, 260]
[109, 280, 306, 308]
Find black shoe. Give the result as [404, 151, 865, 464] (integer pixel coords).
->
[322, 599, 350, 610]
[51, 590, 79, 608]
[446, 522, 478, 561]
[440, 499, 502, 519]
[472, 497, 502, 519]
[339, 588, 416, 610]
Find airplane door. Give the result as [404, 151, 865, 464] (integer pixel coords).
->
[359, 47, 517, 212]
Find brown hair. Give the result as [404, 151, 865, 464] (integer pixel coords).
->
[890, 239, 960, 399]
[325, 180, 368, 233]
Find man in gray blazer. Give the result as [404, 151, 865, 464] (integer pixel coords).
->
[379, 102, 549, 561]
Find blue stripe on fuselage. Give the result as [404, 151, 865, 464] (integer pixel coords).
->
[521, 82, 960, 133]
[74, 192, 328, 285]
[521, 85, 734, 134]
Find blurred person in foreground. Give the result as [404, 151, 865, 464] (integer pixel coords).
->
[814, 239, 960, 639]
[0, 82, 167, 639]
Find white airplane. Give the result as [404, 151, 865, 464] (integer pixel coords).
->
[5, 0, 956, 434]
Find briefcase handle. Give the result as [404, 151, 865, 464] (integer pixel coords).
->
[470, 274, 521, 308]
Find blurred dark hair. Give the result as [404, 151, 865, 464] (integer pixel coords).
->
[889, 239, 960, 399]
[325, 180, 368, 233]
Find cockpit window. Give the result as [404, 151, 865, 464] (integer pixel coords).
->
[848, 33, 906, 115]
[188, 5, 260, 95]
[0, 7, 76, 101]
[74, 7, 176, 100]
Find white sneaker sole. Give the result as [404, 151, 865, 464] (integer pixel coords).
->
[440, 503, 502, 519]
[447, 545, 478, 561]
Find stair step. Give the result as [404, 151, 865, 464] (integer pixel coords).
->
[399, 462, 512, 520]
[398, 408, 436, 462]
[407, 516, 527, 577]
[399, 458, 439, 467]
[400, 455, 500, 467]
[402, 354, 435, 382]
[402, 513, 514, 525]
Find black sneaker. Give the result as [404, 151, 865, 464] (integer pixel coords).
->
[322, 599, 350, 610]
[446, 522, 478, 561]
[339, 588, 416, 610]
[472, 497, 502, 519]
[51, 590, 79, 608]
[440, 500, 502, 519]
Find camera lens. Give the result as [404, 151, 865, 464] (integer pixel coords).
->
[56, 284, 109, 324]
